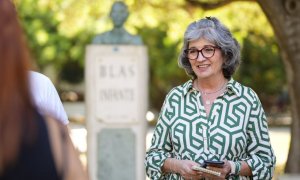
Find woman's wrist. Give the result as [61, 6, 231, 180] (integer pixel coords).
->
[166, 158, 177, 174]
[170, 158, 177, 173]
[228, 161, 235, 174]
[227, 160, 242, 176]
[234, 161, 242, 175]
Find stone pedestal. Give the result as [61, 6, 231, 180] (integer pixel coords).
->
[85, 45, 148, 180]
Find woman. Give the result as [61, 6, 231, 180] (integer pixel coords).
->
[145, 17, 276, 180]
[0, 0, 88, 179]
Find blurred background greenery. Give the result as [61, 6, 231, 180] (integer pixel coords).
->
[14, 0, 294, 177]
[14, 0, 288, 115]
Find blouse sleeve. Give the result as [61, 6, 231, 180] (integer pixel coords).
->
[244, 91, 276, 180]
[145, 93, 175, 179]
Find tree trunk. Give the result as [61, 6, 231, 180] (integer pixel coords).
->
[257, 0, 300, 173]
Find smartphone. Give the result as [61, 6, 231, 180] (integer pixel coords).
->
[203, 160, 224, 168]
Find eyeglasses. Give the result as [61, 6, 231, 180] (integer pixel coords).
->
[184, 45, 220, 60]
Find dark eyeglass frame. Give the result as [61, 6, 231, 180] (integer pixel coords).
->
[184, 45, 220, 60]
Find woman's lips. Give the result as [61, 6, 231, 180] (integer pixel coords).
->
[197, 64, 210, 68]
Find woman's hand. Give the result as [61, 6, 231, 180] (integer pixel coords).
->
[201, 160, 231, 180]
[173, 159, 203, 180]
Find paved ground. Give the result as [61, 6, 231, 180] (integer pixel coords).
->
[269, 127, 290, 167]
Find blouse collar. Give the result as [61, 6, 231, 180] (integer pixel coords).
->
[182, 78, 242, 97]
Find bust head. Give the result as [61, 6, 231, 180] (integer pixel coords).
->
[110, 1, 129, 28]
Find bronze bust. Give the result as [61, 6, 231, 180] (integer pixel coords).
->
[92, 2, 143, 45]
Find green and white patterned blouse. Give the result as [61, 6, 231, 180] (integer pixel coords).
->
[145, 79, 276, 180]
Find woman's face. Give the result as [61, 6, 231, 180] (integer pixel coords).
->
[187, 38, 224, 80]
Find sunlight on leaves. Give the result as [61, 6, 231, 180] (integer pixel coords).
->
[36, 29, 49, 45]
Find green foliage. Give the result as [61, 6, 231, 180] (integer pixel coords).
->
[14, 0, 287, 112]
[138, 26, 188, 109]
[59, 60, 84, 83]
[235, 32, 286, 111]
[15, 0, 92, 83]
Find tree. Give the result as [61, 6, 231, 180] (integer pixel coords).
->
[14, 0, 93, 84]
[237, 33, 285, 113]
[186, 0, 300, 173]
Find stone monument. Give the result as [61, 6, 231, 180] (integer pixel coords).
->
[85, 2, 148, 180]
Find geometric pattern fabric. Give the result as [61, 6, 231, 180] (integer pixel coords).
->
[145, 79, 276, 180]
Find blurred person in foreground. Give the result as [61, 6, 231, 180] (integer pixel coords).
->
[0, 0, 88, 179]
[145, 17, 276, 180]
[29, 71, 69, 125]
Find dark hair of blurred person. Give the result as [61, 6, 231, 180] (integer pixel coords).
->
[0, 1, 88, 179]
[0, 0, 36, 170]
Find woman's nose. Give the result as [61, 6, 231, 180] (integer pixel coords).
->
[196, 52, 206, 62]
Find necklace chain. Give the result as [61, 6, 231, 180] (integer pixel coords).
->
[196, 80, 227, 95]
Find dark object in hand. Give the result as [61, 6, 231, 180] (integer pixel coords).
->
[203, 160, 224, 168]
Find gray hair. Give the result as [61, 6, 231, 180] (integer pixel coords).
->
[178, 17, 240, 79]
